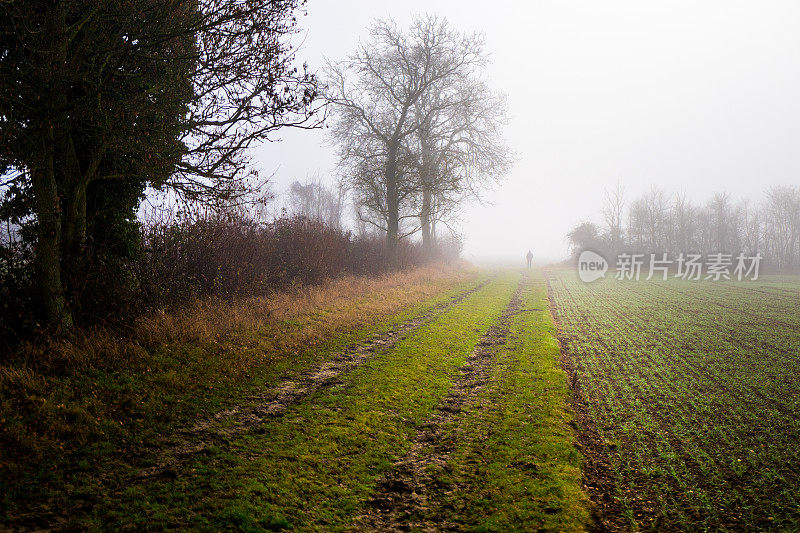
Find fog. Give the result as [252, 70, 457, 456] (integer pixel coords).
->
[254, 0, 800, 263]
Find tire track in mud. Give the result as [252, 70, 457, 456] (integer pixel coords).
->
[353, 274, 525, 532]
[136, 276, 493, 478]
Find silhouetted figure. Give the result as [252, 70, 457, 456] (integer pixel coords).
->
[526, 250, 533, 268]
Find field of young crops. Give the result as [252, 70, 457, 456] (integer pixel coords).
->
[547, 270, 800, 531]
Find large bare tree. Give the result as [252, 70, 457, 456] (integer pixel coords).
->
[325, 15, 486, 258]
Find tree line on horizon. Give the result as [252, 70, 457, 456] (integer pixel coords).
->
[567, 184, 800, 272]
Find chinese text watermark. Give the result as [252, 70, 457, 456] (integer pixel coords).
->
[578, 251, 762, 282]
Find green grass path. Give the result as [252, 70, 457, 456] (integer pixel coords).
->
[433, 272, 589, 531]
[76, 271, 588, 531]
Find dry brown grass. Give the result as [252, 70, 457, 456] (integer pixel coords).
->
[137, 261, 475, 347]
[2, 262, 476, 393]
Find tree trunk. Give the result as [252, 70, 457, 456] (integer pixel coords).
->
[431, 206, 437, 245]
[385, 144, 400, 263]
[62, 183, 87, 258]
[58, 124, 88, 260]
[417, 128, 437, 259]
[420, 185, 432, 256]
[61, 181, 88, 306]
[31, 4, 73, 332]
[31, 128, 73, 332]
[418, 131, 434, 258]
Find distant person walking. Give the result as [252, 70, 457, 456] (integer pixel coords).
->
[526, 250, 533, 268]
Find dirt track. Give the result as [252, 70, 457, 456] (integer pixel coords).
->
[354, 274, 525, 532]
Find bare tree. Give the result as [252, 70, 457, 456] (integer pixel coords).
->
[287, 175, 344, 229]
[628, 187, 669, 252]
[763, 186, 800, 270]
[602, 181, 625, 254]
[325, 15, 484, 258]
[706, 192, 743, 253]
[670, 192, 697, 254]
[740, 199, 762, 255]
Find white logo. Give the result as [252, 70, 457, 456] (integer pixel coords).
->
[578, 250, 608, 283]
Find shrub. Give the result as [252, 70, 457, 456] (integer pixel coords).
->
[0, 209, 459, 345]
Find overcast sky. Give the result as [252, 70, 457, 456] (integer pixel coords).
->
[253, 0, 800, 263]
